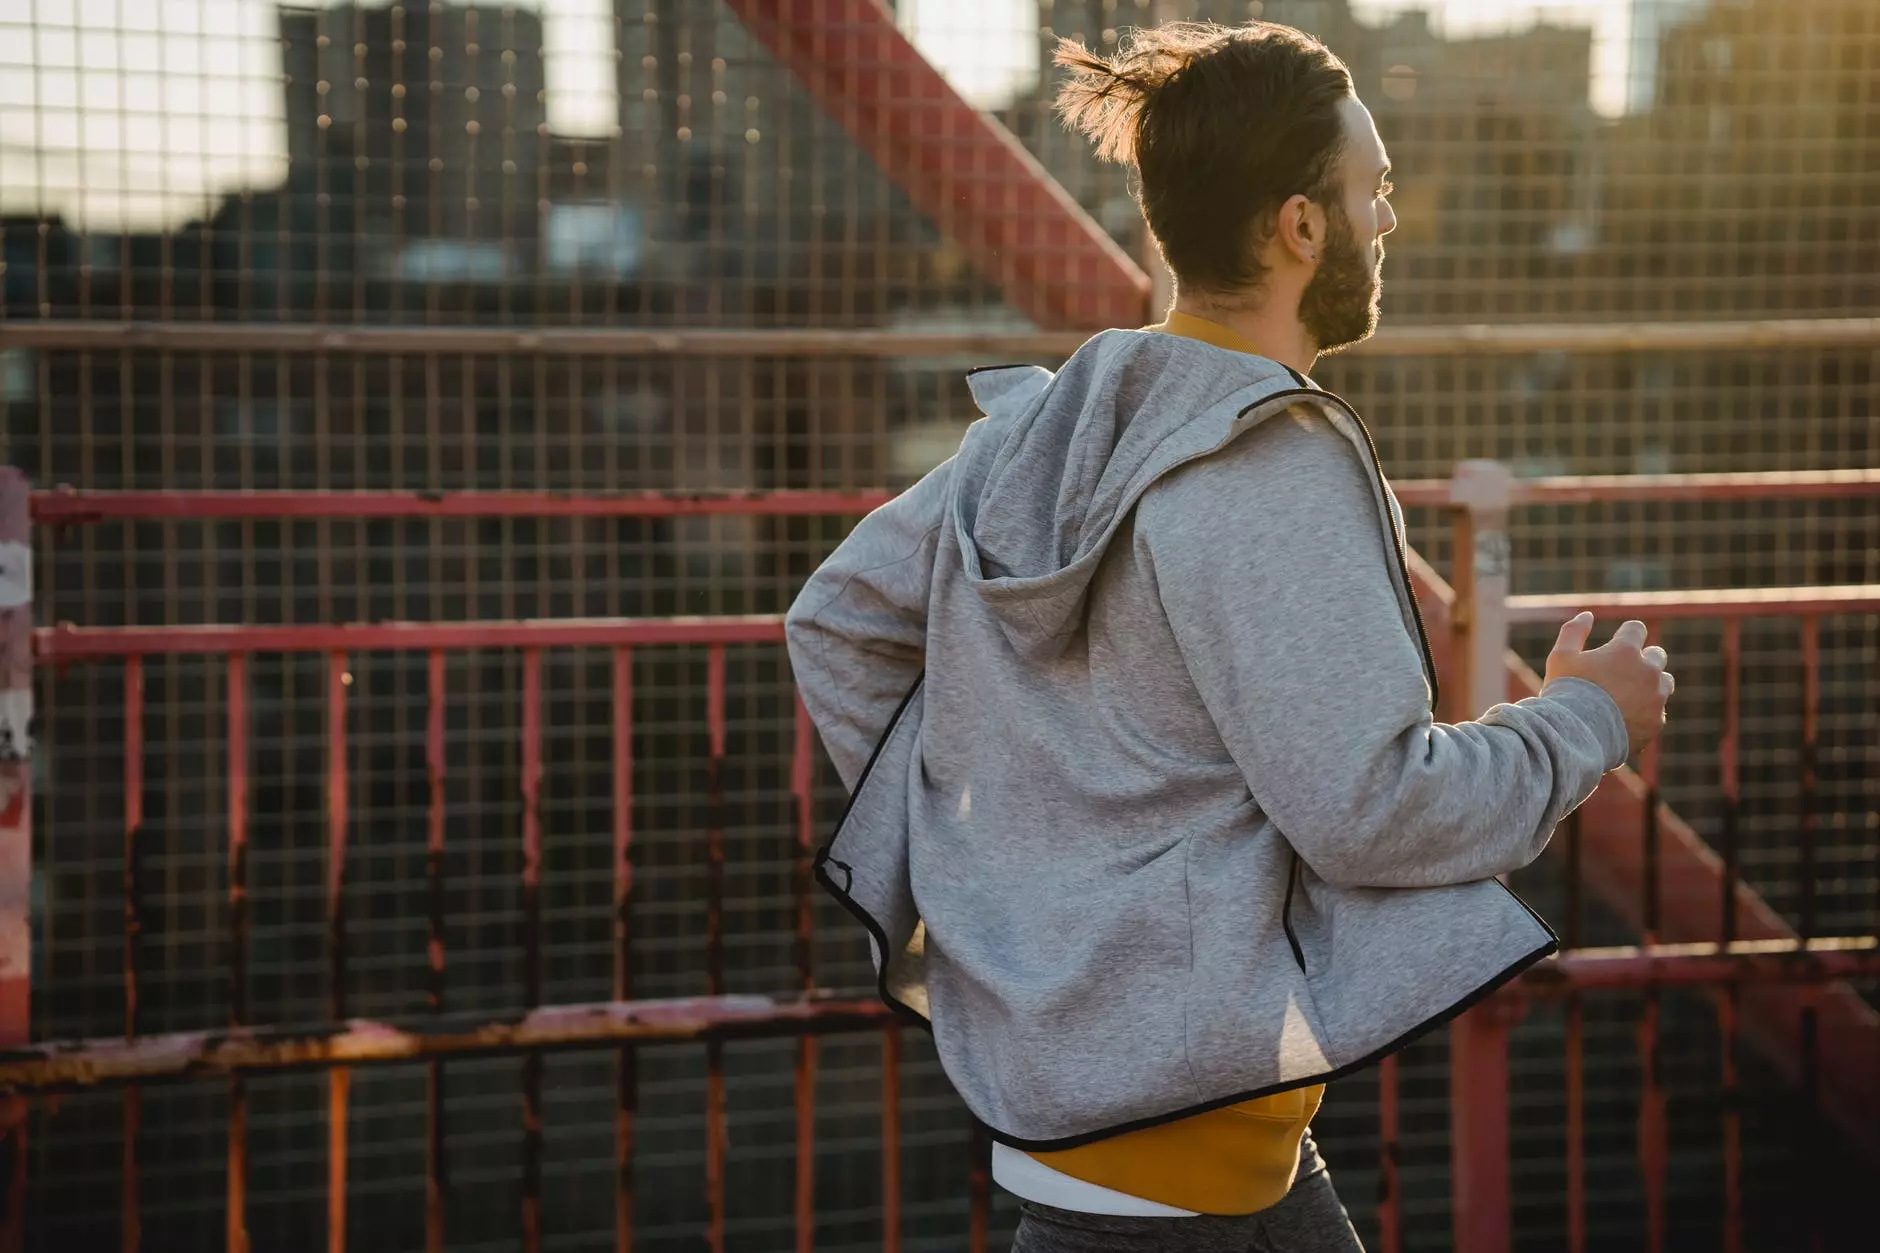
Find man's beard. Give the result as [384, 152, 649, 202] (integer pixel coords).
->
[1298, 206, 1382, 354]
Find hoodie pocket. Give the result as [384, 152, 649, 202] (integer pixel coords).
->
[1281, 851, 1307, 974]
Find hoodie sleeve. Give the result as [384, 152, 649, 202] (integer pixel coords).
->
[1138, 409, 1629, 890]
[785, 459, 951, 789]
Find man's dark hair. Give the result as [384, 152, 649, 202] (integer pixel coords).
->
[1055, 22, 1354, 298]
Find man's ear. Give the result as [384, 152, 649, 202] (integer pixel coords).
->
[1274, 192, 1327, 264]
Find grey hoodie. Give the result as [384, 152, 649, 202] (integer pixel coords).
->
[786, 329, 1628, 1149]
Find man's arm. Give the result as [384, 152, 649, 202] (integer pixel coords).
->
[1140, 410, 1629, 889]
[785, 460, 951, 789]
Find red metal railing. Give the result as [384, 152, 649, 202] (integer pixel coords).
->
[1435, 464, 1880, 1253]
[2, 468, 1876, 1252]
[5, 478, 921, 1253]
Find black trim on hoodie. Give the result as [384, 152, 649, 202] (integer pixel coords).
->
[811, 674, 934, 1030]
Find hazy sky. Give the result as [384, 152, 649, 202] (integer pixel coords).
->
[2, 0, 1684, 234]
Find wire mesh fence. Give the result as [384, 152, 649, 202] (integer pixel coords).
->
[1, 0, 1876, 1250]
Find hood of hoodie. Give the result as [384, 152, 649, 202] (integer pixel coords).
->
[953, 329, 1309, 661]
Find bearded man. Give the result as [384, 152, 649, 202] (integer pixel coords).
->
[787, 20, 1673, 1252]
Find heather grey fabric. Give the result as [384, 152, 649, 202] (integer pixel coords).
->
[787, 329, 1628, 1148]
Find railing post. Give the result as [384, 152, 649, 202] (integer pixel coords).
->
[1447, 459, 1517, 721]
[1446, 459, 1518, 1253]
[1451, 997, 1526, 1253]
[0, 467, 33, 1248]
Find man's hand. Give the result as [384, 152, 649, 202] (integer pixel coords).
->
[1545, 613, 1673, 755]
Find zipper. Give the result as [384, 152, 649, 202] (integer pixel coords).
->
[1281, 850, 1307, 973]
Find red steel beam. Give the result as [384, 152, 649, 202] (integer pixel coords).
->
[0, 995, 894, 1092]
[720, 0, 1151, 329]
[36, 617, 787, 661]
[1407, 551, 1880, 1156]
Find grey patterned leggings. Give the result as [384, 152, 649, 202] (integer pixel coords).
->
[1009, 1133, 1364, 1253]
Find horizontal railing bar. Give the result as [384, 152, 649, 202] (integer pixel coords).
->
[40, 587, 1876, 663]
[1392, 468, 1880, 508]
[36, 616, 786, 661]
[2, 317, 1878, 357]
[1510, 468, 1880, 504]
[1505, 586, 1880, 622]
[31, 488, 895, 525]
[1521, 936, 1880, 994]
[31, 469, 1878, 526]
[9, 938, 1870, 1092]
[0, 994, 895, 1093]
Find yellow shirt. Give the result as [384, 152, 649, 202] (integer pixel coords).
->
[1019, 310, 1325, 1216]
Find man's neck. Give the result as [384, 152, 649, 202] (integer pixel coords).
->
[1168, 296, 1317, 377]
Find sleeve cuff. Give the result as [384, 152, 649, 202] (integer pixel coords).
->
[1539, 675, 1631, 771]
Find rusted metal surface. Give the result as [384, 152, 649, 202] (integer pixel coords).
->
[1719, 621, 1743, 944]
[227, 1076, 249, 1253]
[11, 466, 1877, 1252]
[1795, 618, 1823, 1253]
[1719, 988, 1743, 1253]
[612, 646, 636, 1253]
[1562, 811, 1585, 1253]
[328, 1067, 351, 1253]
[1564, 998, 1585, 1253]
[424, 649, 448, 1253]
[0, 996, 894, 1092]
[5, 943, 1863, 1094]
[791, 691, 816, 1253]
[327, 652, 352, 1016]
[521, 648, 545, 1253]
[1406, 551, 1880, 1154]
[1637, 997, 1666, 1253]
[226, 653, 251, 1253]
[1449, 1000, 1522, 1253]
[881, 1026, 902, 1253]
[123, 657, 144, 1038]
[32, 488, 896, 525]
[5, 316, 1879, 357]
[703, 646, 728, 1253]
[326, 652, 352, 1253]
[1798, 619, 1821, 944]
[1375, 1053, 1401, 1253]
[38, 616, 788, 661]
[1503, 585, 1880, 623]
[122, 655, 144, 1253]
[717, 0, 1152, 329]
[1637, 625, 1667, 1253]
[1710, 623, 1747, 1249]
